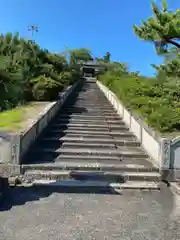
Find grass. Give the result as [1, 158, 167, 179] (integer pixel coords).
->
[0, 102, 50, 132]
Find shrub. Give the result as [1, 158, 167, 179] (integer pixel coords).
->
[30, 75, 63, 101]
[98, 71, 180, 133]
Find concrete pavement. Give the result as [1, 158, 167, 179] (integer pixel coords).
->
[0, 185, 180, 240]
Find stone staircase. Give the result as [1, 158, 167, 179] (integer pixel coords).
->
[21, 78, 161, 190]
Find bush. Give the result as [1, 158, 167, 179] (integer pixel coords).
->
[0, 32, 81, 111]
[30, 75, 62, 101]
[98, 71, 180, 133]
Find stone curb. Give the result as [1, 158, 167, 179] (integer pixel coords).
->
[170, 182, 180, 196]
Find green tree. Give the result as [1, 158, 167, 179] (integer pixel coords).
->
[103, 52, 111, 63]
[152, 56, 180, 78]
[163, 47, 180, 63]
[106, 61, 129, 74]
[0, 32, 80, 110]
[133, 0, 180, 54]
[95, 57, 103, 62]
[70, 48, 93, 62]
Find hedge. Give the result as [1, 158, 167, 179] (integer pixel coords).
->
[98, 72, 180, 135]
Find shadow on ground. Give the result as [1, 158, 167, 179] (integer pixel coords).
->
[0, 183, 123, 212]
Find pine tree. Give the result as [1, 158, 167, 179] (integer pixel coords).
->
[133, 0, 180, 54]
[103, 52, 111, 63]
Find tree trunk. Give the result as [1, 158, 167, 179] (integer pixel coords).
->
[167, 39, 180, 48]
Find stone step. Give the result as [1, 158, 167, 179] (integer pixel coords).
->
[60, 111, 119, 116]
[33, 146, 147, 158]
[71, 99, 111, 101]
[48, 129, 130, 135]
[77, 92, 103, 94]
[63, 142, 139, 148]
[68, 96, 106, 99]
[68, 104, 112, 108]
[45, 132, 135, 140]
[41, 141, 115, 149]
[74, 95, 107, 97]
[65, 108, 116, 112]
[67, 101, 112, 105]
[57, 114, 122, 120]
[66, 107, 114, 111]
[40, 141, 135, 150]
[31, 179, 160, 190]
[51, 124, 127, 131]
[24, 169, 161, 182]
[70, 107, 114, 110]
[68, 97, 109, 99]
[55, 118, 124, 124]
[50, 127, 128, 132]
[62, 109, 116, 114]
[52, 123, 126, 128]
[42, 136, 140, 147]
[41, 138, 140, 149]
[70, 103, 111, 106]
[64, 105, 114, 108]
[27, 154, 150, 165]
[60, 112, 118, 117]
[22, 161, 158, 173]
[76, 94, 105, 96]
[21, 80, 156, 188]
[69, 94, 106, 96]
[64, 106, 115, 110]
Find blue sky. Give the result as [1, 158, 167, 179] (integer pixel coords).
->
[0, 0, 179, 76]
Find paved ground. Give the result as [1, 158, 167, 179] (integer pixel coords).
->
[0, 185, 180, 240]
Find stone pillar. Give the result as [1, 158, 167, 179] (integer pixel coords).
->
[159, 138, 171, 181]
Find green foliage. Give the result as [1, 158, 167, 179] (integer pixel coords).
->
[30, 75, 62, 101]
[133, 0, 180, 54]
[103, 52, 111, 63]
[70, 48, 93, 63]
[0, 32, 81, 111]
[133, 0, 180, 85]
[96, 57, 104, 63]
[154, 55, 180, 78]
[106, 61, 129, 74]
[99, 70, 180, 133]
[163, 47, 180, 63]
[95, 60, 129, 77]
